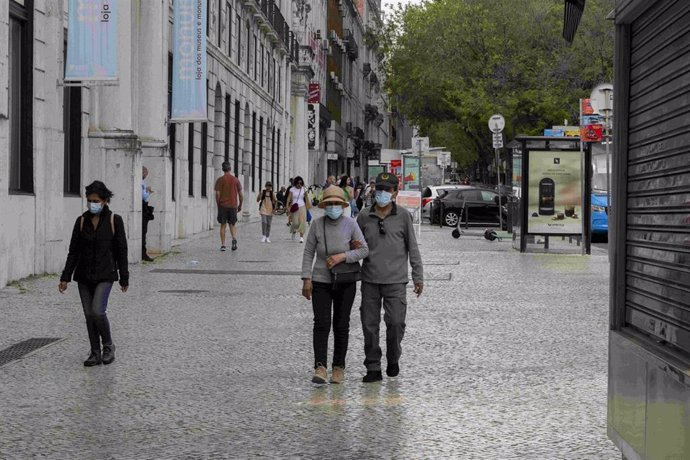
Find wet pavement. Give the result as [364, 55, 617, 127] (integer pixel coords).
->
[0, 211, 619, 459]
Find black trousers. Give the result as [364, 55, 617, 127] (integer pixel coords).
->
[312, 281, 356, 369]
[142, 200, 150, 256]
[78, 282, 114, 352]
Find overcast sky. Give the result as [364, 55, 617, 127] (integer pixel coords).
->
[381, 0, 424, 17]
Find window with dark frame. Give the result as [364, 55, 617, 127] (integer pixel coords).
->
[261, 44, 265, 87]
[188, 123, 195, 196]
[9, 0, 34, 194]
[63, 35, 81, 196]
[201, 122, 208, 197]
[278, 62, 281, 103]
[234, 100, 241, 175]
[168, 53, 176, 201]
[251, 112, 256, 191]
[217, 0, 222, 48]
[236, 13, 241, 65]
[271, 126, 275, 187]
[227, 2, 232, 60]
[277, 129, 281, 188]
[272, 55, 277, 97]
[246, 21, 251, 74]
[258, 117, 263, 186]
[224, 94, 231, 163]
[254, 34, 258, 80]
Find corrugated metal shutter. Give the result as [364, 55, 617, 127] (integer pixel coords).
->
[625, 0, 690, 356]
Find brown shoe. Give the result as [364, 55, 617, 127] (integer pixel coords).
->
[312, 365, 327, 384]
[331, 366, 345, 384]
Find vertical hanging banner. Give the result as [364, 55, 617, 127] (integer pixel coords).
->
[171, 0, 208, 122]
[65, 0, 118, 80]
[307, 104, 319, 150]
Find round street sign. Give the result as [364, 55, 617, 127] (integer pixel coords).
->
[489, 114, 505, 133]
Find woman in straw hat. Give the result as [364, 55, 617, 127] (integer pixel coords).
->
[301, 186, 369, 384]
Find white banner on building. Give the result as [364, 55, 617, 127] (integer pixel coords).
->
[65, 0, 118, 81]
[171, 0, 208, 122]
[308, 103, 319, 150]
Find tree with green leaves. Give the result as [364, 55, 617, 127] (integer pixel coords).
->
[380, 0, 613, 181]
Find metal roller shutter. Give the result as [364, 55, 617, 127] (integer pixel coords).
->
[625, 0, 690, 356]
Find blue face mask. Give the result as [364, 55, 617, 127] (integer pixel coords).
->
[375, 191, 393, 207]
[88, 202, 103, 215]
[325, 205, 344, 220]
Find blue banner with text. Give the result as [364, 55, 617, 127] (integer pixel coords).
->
[171, 0, 208, 122]
[65, 0, 118, 80]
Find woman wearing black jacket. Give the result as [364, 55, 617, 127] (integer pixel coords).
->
[59, 181, 129, 366]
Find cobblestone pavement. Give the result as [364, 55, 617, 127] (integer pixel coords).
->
[0, 211, 620, 459]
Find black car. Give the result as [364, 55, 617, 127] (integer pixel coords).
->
[430, 187, 507, 228]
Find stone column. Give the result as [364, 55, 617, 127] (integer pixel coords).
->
[88, 0, 141, 263]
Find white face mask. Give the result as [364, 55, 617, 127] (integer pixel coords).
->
[88, 202, 103, 214]
[325, 205, 344, 220]
[375, 191, 393, 206]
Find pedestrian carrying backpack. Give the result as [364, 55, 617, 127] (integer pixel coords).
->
[80, 214, 115, 235]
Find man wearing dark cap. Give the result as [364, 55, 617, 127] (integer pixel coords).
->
[214, 162, 243, 251]
[356, 172, 424, 382]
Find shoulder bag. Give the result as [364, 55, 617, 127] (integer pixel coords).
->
[323, 219, 360, 285]
[289, 188, 302, 213]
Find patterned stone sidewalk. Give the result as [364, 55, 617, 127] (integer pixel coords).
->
[0, 213, 619, 459]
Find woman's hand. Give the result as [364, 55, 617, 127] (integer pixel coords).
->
[326, 253, 346, 269]
[302, 279, 313, 300]
[58, 281, 68, 293]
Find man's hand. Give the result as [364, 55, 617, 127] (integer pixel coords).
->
[237, 204, 242, 213]
[350, 240, 363, 250]
[326, 253, 346, 269]
[58, 281, 68, 293]
[121, 285, 129, 293]
[413, 283, 424, 297]
[302, 279, 313, 300]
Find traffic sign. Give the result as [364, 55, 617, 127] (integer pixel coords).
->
[411, 137, 429, 154]
[492, 132, 503, 149]
[489, 114, 505, 133]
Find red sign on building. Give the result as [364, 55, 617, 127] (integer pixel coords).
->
[308, 83, 320, 104]
[580, 124, 603, 142]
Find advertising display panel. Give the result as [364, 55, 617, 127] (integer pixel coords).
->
[527, 151, 582, 234]
[402, 155, 421, 191]
[397, 191, 422, 225]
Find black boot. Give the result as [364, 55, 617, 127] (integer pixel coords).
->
[84, 351, 102, 367]
[362, 370, 383, 383]
[102, 345, 115, 365]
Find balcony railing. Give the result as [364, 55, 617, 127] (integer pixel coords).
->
[254, 0, 296, 57]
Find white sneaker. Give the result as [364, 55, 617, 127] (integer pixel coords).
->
[266, 238, 271, 243]
[261, 236, 266, 243]
[300, 237, 304, 244]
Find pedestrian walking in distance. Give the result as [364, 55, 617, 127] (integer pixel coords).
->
[59, 181, 129, 367]
[257, 181, 276, 243]
[141, 166, 155, 261]
[301, 186, 369, 384]
[287, 176, 310, 243]
[214, 162, 244, 251]
[356, 172, 424, 382]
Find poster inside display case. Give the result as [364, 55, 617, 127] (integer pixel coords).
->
[527, 151, 582, 234]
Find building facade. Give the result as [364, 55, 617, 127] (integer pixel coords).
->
[0, 0, 298, 287]
[290, 0, 393, 186]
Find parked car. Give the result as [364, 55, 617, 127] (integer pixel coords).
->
[430, 187, 507, 228]
[421, 185, 466, 221]
[591, 190, 609, 240]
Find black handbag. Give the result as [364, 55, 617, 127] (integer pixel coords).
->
[323, 219, 360, 285]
